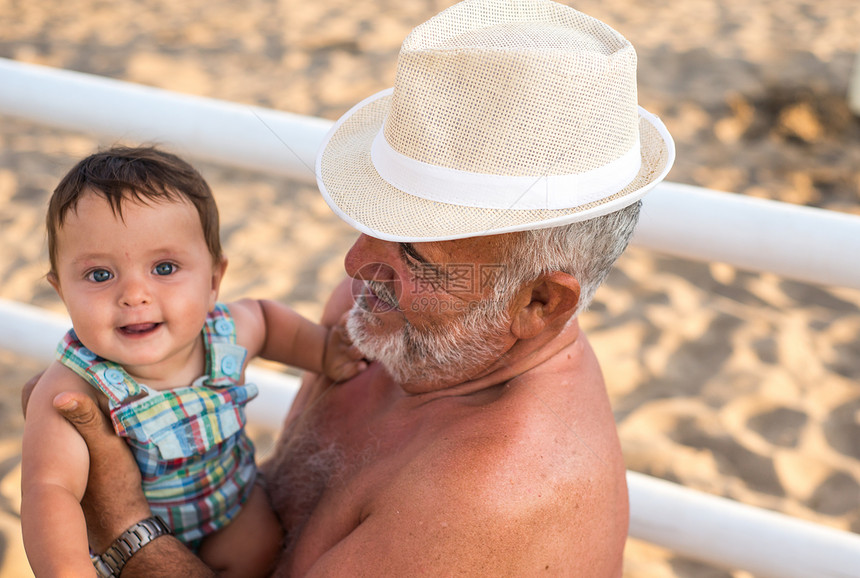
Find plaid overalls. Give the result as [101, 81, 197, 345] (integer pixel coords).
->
[56, 304, 259, 547]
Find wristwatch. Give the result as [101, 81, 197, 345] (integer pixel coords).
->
[91, 516, 172, 577]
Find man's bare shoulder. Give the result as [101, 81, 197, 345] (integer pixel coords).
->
[361, 381, 628, 574]
[421, 378, 621, 495]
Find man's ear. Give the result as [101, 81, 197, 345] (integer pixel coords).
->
[209, 257, 228, 309]
[510, 271, 580, 340]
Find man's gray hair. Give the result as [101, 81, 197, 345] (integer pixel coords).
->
[497, 201, 642, 316]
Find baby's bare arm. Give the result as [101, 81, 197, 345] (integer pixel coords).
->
[322, 314, 367, 382]
[21, 364, 100, 576]
[229, 298, 365, 381]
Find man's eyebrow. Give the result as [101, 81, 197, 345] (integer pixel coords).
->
[399, 242, 429, 264]
[400, 242, 448, 278]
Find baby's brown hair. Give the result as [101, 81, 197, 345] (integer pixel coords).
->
[47, 146, 222, 276]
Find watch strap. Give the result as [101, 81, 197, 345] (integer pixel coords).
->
[92, 516, 172, 577]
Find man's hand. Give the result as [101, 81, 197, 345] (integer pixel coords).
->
[52, 391, 152, 552]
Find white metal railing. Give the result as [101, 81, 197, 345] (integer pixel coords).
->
[3, 58, 860, 577]
[634, 182, 860, 290]
[4, 58, 860, 291]
[0, 57, 325, 179]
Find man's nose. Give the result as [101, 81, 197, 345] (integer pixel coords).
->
[344, 234, 398, 281]
[118, 274, 152, 307]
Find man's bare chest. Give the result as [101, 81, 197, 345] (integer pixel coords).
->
[263, 367, 422, 568]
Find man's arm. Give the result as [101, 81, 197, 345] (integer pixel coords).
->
[53, 391, 215, 577]
[299, 446, 625, 577]
[298, 369, 628, 577]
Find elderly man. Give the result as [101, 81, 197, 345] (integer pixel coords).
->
[49, 0, 674, 575]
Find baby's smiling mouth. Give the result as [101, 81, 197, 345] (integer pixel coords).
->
[119, 322, 161, 335]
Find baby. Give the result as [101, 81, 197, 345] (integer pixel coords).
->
[21, 146, 366, 577]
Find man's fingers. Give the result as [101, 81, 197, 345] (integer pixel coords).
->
[53, 391, 111, 436]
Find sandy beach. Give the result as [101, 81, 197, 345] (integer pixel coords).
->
[1, 0, 859, 576]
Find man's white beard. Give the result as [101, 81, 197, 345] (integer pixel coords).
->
[346, 287, 512, 387]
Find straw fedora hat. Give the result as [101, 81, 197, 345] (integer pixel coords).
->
[316, 0, 675, 242]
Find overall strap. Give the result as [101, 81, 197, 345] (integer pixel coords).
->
[55, 330, 141, 405]
[202, 304, 247, 388]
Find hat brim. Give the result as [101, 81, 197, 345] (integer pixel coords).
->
[316, 88, 675, 242]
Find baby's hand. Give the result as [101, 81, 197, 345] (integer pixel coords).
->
[322, 316, 367, 382]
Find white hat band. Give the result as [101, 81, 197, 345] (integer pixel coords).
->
[370, 120, 642, 211]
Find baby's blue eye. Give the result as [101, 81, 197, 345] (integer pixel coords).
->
[88, 269, 112, 283]
[154, 262, 176, 276]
